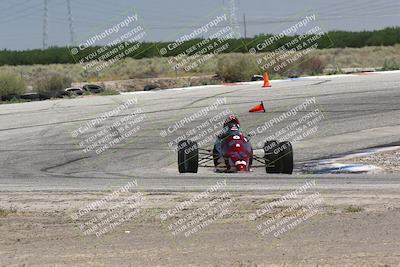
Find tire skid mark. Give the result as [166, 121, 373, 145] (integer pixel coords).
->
[311, 80, 331, 86]
[183, 88, 240, 107]
[40, 156, 91, 172]
[3, 85, 398, 133]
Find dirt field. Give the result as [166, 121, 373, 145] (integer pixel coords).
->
[1, 190, 399, 267]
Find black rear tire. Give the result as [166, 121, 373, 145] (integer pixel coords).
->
[279, 141, 293, 174]
[264, 140, 293, 174]
[264, 140, 281, 173]
[178, 140, 199, 173]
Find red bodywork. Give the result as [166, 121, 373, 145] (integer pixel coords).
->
[221, 134, 253, 172]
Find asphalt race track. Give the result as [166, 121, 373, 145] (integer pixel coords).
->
[1, 71, 400, 191]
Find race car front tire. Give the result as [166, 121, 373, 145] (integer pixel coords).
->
[178, 140, 199, 173]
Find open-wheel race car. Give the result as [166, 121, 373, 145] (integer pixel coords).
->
[177, 134, 293, 174]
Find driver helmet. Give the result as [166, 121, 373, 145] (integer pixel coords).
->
[224, 115, 240, 128]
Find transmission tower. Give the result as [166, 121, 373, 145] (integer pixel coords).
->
[229, 0, 241, 38]
[66, 0, 75, 45]
[43, 0, 48, 49]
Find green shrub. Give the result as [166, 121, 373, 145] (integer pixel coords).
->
[33, 73, 72, 97]
[344, 205, 363, 213]
[98, 89, 120, 96]
[382, 59, 400, 71]
[0, 72, 26, 97]
[216, 54, 259, 82]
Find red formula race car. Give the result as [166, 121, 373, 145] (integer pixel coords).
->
[177, 136, 294, 174]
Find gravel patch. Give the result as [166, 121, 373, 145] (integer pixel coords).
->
[340, 148, 400, 173]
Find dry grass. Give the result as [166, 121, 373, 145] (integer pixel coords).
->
[317, 45, 400, 69]
[1, 45, 399, 87]
[216, 54, 259, 82]
[33, 72, 72, 97]
[0, 207, 17, 217]
[344, 206, 363, 213]
[0, 72, 26, 96]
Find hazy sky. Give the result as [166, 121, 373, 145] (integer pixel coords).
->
[1, 0, 399, 50]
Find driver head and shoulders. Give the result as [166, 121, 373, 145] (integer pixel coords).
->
[219, 115, 242, 139]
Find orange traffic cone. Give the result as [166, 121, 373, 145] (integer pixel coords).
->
[249, 101, 265, 113]
[263, 72, 271, 88]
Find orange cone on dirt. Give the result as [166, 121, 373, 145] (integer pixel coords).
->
[263, 72, 271, 88]
[249, 101, 265, 113]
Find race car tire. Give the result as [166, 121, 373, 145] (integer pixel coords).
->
[278, 141, 293, 174]
[264, 140, 281, 173]
[178, 140, 199, 173]
[213, 145, 220, 167]
[264, 140, 293, 174]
